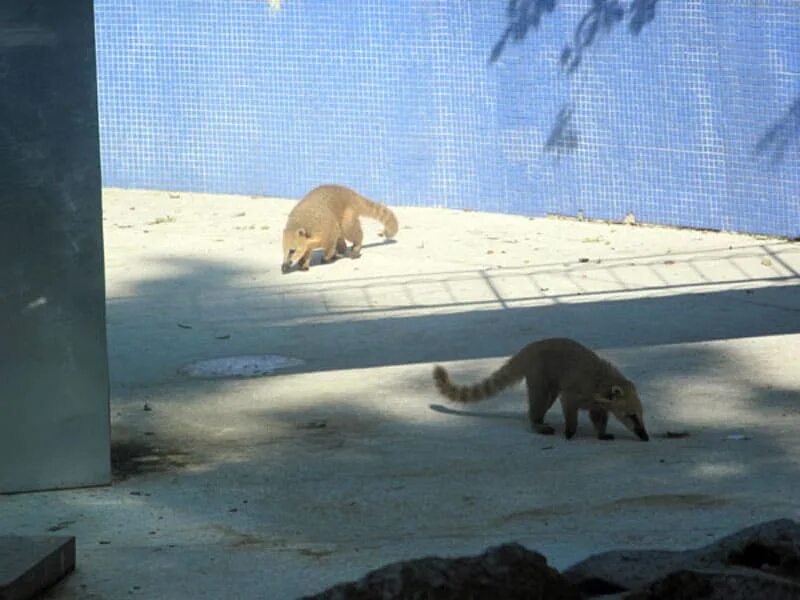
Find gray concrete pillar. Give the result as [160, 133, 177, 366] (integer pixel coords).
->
[0, 2, 110, 492]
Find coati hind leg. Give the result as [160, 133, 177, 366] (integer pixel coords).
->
[335, 237, 348, 257]
[563, 407, 579, 439]
[341, 213, 364, 258]
[525, 376, 556, 435]
[590, 407, 614, 440]
[561, 395, 581, 440]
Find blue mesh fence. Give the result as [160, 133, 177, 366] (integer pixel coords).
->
[94, 1, 799, 237]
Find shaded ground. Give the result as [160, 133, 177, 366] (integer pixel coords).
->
[1, 188, 798, 599]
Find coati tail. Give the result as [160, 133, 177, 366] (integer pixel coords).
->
[432, 363, 519, 403]
[358, 196, 399, 239]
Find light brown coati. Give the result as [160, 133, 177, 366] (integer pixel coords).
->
[281, 184, 398, 273]
[432, 337, 649, 441]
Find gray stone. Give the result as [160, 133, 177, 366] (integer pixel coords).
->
[303, 542, 580, 600]
[0, 536, 75, 600]
[564, 518, 800, 598]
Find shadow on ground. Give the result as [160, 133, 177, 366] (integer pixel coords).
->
[97, 244, 800, 547]
[105, 239, 800, 383]
[86, 346, 800, 599]
[27, 224, 800, 598]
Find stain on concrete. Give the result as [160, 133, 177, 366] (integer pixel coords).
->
[111, 439, 189, 481]
[496, 494, 728, 526]
[601, 493, 728, 511]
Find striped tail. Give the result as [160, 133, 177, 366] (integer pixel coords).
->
[432, 362, 521, 404]
[357, 196, 399, 239]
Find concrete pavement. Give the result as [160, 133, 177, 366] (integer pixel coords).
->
[3, 188, 799, 599]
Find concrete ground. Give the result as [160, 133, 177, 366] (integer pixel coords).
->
[4, 188, 800, 599]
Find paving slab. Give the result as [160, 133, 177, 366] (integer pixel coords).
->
[0, 536, 75, 600]
[1, 188, 798, 599]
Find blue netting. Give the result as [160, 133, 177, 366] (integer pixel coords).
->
[94, 1, 799, 237]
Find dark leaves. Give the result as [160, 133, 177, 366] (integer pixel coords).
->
[544, 106, 580, 155]
[629, 0, 659, 35]
[755, 97, 800, 165]
[561, 0, 628, 72]
[490, 0, 559, 63]
[492, 0, 660, 71]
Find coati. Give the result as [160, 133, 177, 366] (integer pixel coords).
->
[432, 337, 649, 441]
[281, 184, 398, 273]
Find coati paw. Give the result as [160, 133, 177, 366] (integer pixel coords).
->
[321, 255, 338, 264]
[533, 424, 555, 435]
[564, 429, 576, 440]
[300, 263, 310, 271]
[598, 433, 615, 441]
[350, 252, 361, 259]
[281, 263, 291, 274]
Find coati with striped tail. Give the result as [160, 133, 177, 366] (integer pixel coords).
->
[281, 184, 398, 273]
[432, 338, 649, 441]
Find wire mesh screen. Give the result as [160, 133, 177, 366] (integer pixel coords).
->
[94, 1, 799, 237]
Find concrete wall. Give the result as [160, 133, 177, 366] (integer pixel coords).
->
[93, 1, 799, 237]
[0, 1, 110, 493]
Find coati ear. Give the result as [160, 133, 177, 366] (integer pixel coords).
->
[610, 384, 624, 398]
[296, 227, 308, 238]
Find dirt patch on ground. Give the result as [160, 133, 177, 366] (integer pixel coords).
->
[601, 493, 729, 511]
[495, 494, 728, 526]
[110, 438, 190, 481]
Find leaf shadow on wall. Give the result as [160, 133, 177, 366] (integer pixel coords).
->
[490, 0, 660, 156]
[755, 96, 800, 166]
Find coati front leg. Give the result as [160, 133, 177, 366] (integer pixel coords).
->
[590, 407, 614, 440]
[525, 376, 556, 435]
[320, 239, 340, 264]
[293, 238, 317, 271]
[297, 250, 312, 270]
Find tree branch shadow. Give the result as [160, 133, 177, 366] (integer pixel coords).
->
[489, 0, 558, 64]
[755, 96, 800, 166]
[490, 0, 659, 70]
[490, 0, 660, 157]
[544, 105, 579, 156]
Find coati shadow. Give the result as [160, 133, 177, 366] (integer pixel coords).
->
[429, 403, 521, 421]
[282, 238, 398, 273]
[428, 404, 670, 442]
[280, 253, 348, 273]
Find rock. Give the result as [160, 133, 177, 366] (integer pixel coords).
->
[303, 543, 580, 600]
[564, 518, 800, 598]
[625, 568, 800, 600]
[303, 519, 800, 599]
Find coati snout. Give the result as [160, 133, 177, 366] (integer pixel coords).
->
[281, 228, 310, 273]
[601, 383, 649, 441]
